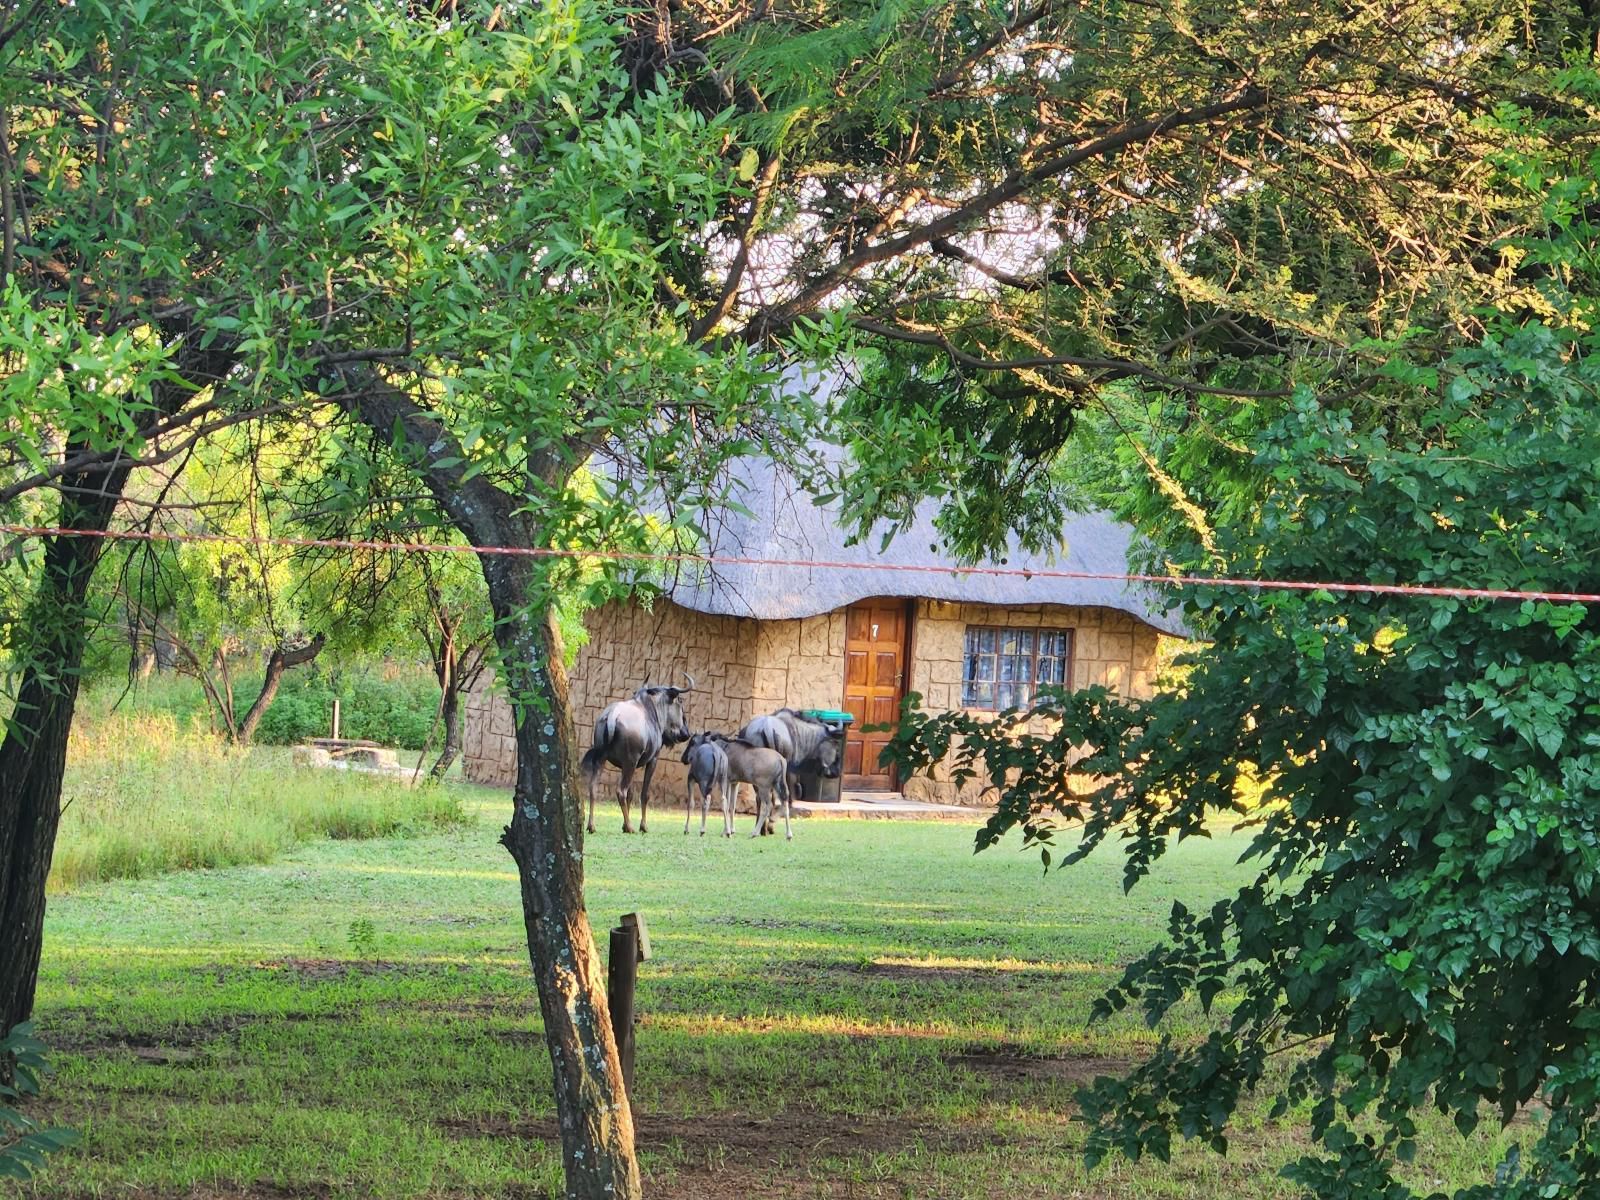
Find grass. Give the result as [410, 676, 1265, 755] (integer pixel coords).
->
[50, 698, 467, 892]
[10, 783, 1524, 1198]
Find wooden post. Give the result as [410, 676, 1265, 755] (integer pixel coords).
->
[608, 923, 638, 1095]
[330, 697, 341, 740]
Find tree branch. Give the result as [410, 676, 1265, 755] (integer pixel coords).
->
[924, 2, 1053, 97]
[326, 364, 522, 554]
[688, 153, 782, 341]
[733, 86, 1271, 345]
[0, 400, 301, 506]
[850, 317, 1294, 398]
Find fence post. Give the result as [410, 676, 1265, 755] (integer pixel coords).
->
[608, 922, 638, 1095]
[330, 697, 341, 740]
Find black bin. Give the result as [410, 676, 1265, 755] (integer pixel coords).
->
[794, 710, 853, 803]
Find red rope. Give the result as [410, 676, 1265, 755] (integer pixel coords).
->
[1, 523, 1596, 604]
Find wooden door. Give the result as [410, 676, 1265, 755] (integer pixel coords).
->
[841, 601, 910, 791]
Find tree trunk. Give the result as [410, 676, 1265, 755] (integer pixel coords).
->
[0, 334, 234, 1052]
[127, 611, 156, 680]
[429, 675, 463, 779]
[492, 584, 641, 1200]
[153, 612, 178, 673]
[341, 368, 640, 1200]
[235, 634, 326, 744]
[0, 487, 122, 1040]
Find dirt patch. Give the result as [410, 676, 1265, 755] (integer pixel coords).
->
[708, 916, 853, 934]
[852, 962, 1056, 985]
[945, 1043, 1135, 1084]
[45, 1014, 253, 1058]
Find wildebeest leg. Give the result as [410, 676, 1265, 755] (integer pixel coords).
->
[584, 762, 600, 835]
[639, 758, 656, 833]
[617, 760, 636, 833]
[684, 780, 694, 835]
[750, 781, 769, 839]
[780, 771, 793, 841]
[762, 782, 781, 836]
[720, 764, 733, 837]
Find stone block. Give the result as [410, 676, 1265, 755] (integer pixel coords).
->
[757, 621, 800, 662]
[798, 617, 830, 660]
[292, 746, 333, 769]
[753, 667, 788, 704]
[724, 668, 753, 700]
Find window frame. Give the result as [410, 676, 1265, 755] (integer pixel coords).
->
[959, 625, 1074, 711]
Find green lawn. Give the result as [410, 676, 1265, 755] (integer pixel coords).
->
[11, 785, 1519, 1198]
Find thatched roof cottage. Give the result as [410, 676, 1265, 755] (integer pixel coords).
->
[464, 456, 1185, 807]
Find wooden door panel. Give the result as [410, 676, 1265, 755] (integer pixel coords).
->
[841, 600, 911, 791]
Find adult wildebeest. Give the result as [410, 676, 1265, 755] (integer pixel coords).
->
[579, 674, 694, 834]
[681, 732, 733, 838]
[738, 708, 844, 834]
[698, 732, 793, 840]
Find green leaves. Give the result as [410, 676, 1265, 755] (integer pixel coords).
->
[0, 1023, 79, 1182]
[888, 320, 1600, 1197]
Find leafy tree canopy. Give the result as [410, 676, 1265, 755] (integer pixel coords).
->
[888, 186, 1600, 1200]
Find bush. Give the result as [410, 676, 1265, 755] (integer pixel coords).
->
[80, 664, 446, 750]
[249, 666, 443, 749]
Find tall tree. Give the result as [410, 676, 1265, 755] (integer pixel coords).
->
[96, 432, 331, 743]
[2, 0, 1588, 1194]
[0, 311, 233, 1058]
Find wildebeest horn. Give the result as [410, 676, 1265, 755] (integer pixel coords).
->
[681, 671, 696, 692]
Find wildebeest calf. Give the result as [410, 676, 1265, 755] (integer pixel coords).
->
[681, 733, 733, 838]
[701, 733, 794, 840]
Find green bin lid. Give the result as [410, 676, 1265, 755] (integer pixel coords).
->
[802, 709, 854, 724]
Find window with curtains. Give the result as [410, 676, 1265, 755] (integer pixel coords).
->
[960, 626, 1073, 710]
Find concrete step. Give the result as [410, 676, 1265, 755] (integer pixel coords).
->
[790, 796, 993, 822]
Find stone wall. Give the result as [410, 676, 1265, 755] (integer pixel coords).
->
[753, 611, 847, 712]
[464, 595, 1169, 811]
[462, 674, 519, 786]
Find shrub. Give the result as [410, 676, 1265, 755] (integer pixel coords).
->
[0, 1023, 78, 1182]
[79, 664, 446, 750]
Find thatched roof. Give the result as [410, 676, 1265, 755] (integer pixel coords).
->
[660, 453, 1189, 637]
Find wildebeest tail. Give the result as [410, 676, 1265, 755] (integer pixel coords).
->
[580, 712, 614, 779]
